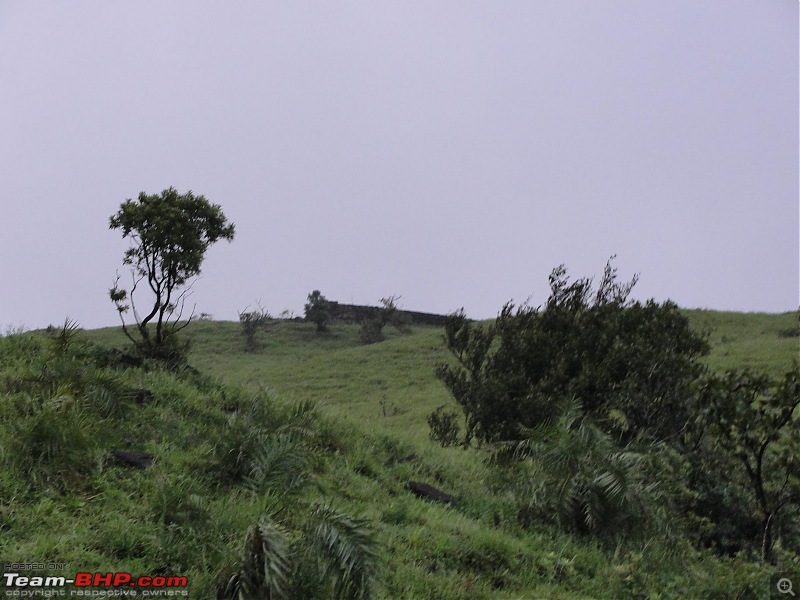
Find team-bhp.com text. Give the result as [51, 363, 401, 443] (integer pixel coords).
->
[3, 573, 188, 597]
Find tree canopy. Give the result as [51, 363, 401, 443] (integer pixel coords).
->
[109, 187, 235, 358]
[690, 368, 800, 561]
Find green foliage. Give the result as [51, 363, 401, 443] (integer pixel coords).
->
[0, 322, 119, 491]
[680, 443, 763, 557]
[108, 187, 235, 360]
[508, 402, 660, 537]
[305, 290, 332, 332]
[243, 433, 311, 495]
[359, 318, 385, 344]
[181, 314, 799, 597]
[47, 317, 81, 356]
[208, 392, 318, 489]
[302, 501, 378, 599]
[224, 502, 377, 600]
[149, 471, 210, 530]
[3, 389, 100, 490]
[437, 259, 709, 444]
[359, 296, 411, 345]
[358, 295, 411, 344]
[238, 303, 272, 352]
[689, 367, 800, 561]
[227, 519, 292, 599]
[427, 406, 461, 447]
[380, 295, 412, 333]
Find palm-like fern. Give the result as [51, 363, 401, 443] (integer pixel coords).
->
[303, 501, 378, 599]
[226, 519, 292, 600]
[225, 503, 377, 600]
[515, 401, 658, 535]
[220, 398, 377, 600]
[243, 433, 310, 495]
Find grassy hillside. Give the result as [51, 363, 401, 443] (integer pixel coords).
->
[88, 310, 799, 442]
[683, 309, 798, 377]
[1, 310, 796, 598]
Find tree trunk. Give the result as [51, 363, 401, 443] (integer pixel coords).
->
[761, 512, 773, 562]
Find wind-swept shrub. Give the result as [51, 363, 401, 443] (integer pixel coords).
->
[437, 258, 709, 444]
[359, 319, 385, 345]
[380, 295, 412, 333]
[239, 303, 272, 352]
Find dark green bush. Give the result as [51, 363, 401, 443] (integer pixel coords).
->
[687, 367, 800, 562]
[427, 406, 461, 447]
[238, 304, 272, 352]
[437, 259, 709, 444]
[359, 319, 385, 344]
[305, 290, 332, 333]
[381, 295, 412, 333]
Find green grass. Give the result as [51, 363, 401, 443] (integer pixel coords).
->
[89, 320, 459, 450]
[185, 311, 799, 447]
[2, 309, 796, 598]
[682, 309, 798, 377]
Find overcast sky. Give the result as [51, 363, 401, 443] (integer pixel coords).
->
[1, 1, 797, 331]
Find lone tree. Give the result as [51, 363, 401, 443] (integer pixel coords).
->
[109, 187, 235, 359]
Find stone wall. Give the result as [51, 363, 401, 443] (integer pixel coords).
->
[328, 301, 449, 327]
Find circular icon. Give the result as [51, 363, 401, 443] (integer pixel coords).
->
[777, 578, 795, 596]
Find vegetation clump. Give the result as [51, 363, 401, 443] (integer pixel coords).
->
[360, 296, 411, 344]
[238, 302, 272, 352]
[426, 405, 461, 447]
[689, 368, 800, 561]
[437, 258, 708, 445]
[305, 290, 333, 333]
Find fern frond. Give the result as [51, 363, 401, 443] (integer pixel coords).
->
[230, 519, 292, 600]
[244, 434, 309, 496]
[305, 502, 378, 600]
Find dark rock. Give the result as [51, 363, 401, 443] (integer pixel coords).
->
[394, 454, 419, 464]
[405, 481, 456, 507]
[90, 347, 144, 369]
[323, 442, 343, 454]
[127, 388, 154, 404]
[109, 449, 156, 469]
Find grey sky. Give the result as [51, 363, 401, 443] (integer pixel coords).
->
[1, 1, 797, 331]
